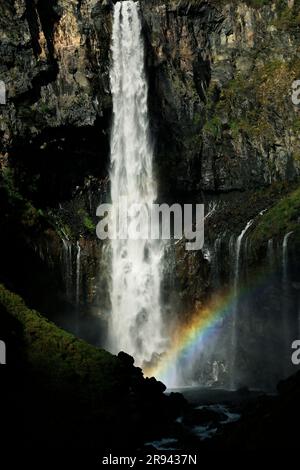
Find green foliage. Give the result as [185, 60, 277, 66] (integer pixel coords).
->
[203, 55, 300, 145]
[251, 187, 300, 245]
[203, 115, 222, 138]
[274, 0, 300, 30]
[83, 214, 96, 232]
[291, 117, 300, 133]
[1, 167, 23, 203]
[78, 208, 96, 234]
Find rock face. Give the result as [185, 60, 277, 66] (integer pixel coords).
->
[142, 0, 300, 195]
[0, 0, 114, 326]
[0, 0, 111, 147]
[1, 1, 299, 193]
[0, 0, 300, 346]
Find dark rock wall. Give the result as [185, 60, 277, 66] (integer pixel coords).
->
[142, 0, 300, 195]
[0, 0, 300, 343]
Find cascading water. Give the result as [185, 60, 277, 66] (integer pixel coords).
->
[75, 241, 81, 335]
[76, 241, 81, 308]
[230, 219, 253, 388]
[282, 231, 294, 376]
[61, 238, 73, 301]
[109, 1, 166, 365]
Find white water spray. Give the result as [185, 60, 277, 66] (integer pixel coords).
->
[109, 1, 166, 364]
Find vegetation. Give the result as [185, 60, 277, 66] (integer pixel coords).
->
[274, 0, 300, 30]
[0, 284, 181, 451]
[203, 115, 222, 138]
[78, 208, 96, 234]
[250, 186, 300, 246]
[203, 56, 300, 146]
[0, 283, 119, 394]
[0, 167, 44, 229]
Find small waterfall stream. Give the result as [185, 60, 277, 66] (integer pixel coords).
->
[62, 238, 73, 301]
[230, 219, 253, 388]
[76, 241, 81, 308]
[282, 232, 294, 377]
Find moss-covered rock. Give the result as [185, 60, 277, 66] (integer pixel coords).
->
[250, 185, 300, 249]
[0, 284, 185, 452]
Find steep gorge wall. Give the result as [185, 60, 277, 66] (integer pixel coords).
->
[0, 0, 300, 335]
[142, 0, 300, 195]
[1, 1, 300, 191]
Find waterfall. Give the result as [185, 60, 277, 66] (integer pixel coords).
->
[62, 238, 73, 301]
[109, 1, 165, 364]
[76, 241, 81, 308]
[282, 231, 293, 376]
[283, 232, 293, 285]
[230, 219, 253, 389]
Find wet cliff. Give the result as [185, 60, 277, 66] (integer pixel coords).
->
[0, 0, 300, 350]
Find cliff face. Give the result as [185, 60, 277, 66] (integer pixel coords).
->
[0, 0, 110, 146]
[0, 0, 300, 335]
[142, 0, 300, 194]
[1, 0, 299, 193]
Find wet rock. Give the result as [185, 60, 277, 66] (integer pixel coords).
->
[183, 407, 227, 427]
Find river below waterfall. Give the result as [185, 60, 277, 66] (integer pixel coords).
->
[145, 386, 273, 451]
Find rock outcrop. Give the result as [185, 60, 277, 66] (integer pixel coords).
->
[0, 283, 185, 451]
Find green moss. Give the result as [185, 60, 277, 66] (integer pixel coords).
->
[204, 56, 300, 145]
[251, 187, 300, 246]
[83, 214, 96, 233]
[77, 208, 96, 235]
[292, 117, 300, 134]
[0, 283, 120, 394]
[1, 167, 23, 202]
[203, 115, 222, 138]
[274, 0, 300, 31]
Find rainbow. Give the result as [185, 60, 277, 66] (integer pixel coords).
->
[143, 267, 273, 387]
[144, 289, 234, 386]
